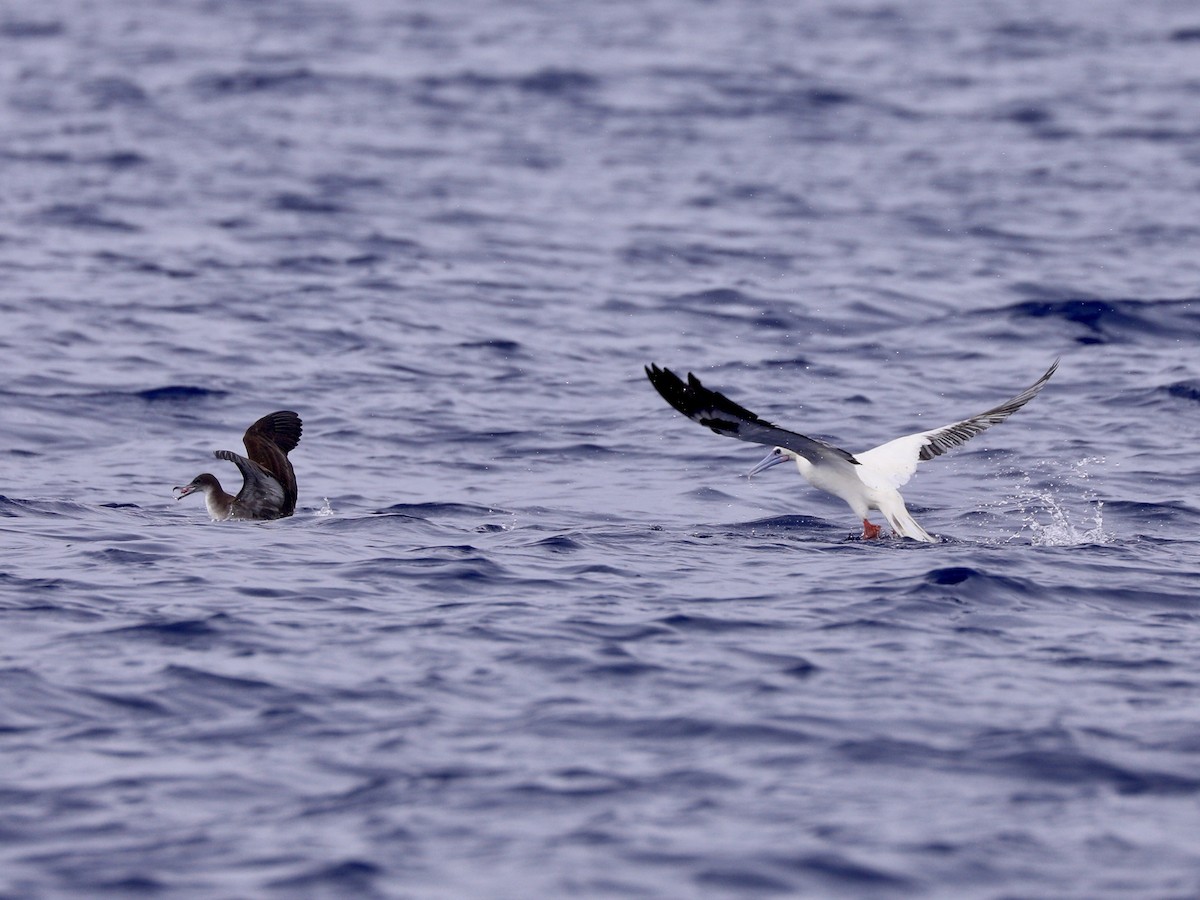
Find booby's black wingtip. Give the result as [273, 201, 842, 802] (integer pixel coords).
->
[645, 362, 686, 414]
[646, 362, 681, 393]
[645, 362, 674, 382]
[646, 363, 768, 427]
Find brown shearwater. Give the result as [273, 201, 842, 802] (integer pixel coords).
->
[174, 410, 302, 520]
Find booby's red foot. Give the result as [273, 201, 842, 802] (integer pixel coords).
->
[861, 519, 883, 540]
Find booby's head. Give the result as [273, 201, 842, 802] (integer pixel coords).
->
[748, 446, 795, 477]
[173, 473, 220, 500]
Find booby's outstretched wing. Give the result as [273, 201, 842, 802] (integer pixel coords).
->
[644, 364, 859, 467]
[854, 359, 1059, 490]
[241, 410, 302, 516]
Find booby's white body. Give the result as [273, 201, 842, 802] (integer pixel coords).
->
[772, 443, 932, 542]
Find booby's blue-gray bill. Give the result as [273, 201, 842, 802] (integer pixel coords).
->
[645, 360, 1059, 542]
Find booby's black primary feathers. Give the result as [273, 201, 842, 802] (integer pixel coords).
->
[644, 364, 859, 466]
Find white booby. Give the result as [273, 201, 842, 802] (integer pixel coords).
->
[645, 360, 1058, 541]
[174, 410, 302, 520]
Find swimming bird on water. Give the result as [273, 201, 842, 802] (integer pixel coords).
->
[645, 360, 1058, 542]
[174, 410, 302, 520]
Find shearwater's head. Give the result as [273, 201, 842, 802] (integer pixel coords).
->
[173, 473, 221, 500]
[174, 473, 235, 520]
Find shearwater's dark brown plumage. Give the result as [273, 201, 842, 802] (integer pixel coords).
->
[174, 411, 302, 520]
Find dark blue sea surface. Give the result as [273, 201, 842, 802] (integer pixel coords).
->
[3, 1, 1200, 896]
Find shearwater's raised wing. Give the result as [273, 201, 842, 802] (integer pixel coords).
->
[644, 364, 858, 467]
[240, 410, 302, 515]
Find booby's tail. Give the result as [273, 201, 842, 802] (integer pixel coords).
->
[879, 497, 936, 543]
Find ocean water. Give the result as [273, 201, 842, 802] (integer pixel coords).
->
[3, 0, 1200, 897]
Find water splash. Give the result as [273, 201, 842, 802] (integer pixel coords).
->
[1007, 457, 1112, 546]
[315, 497, 335, 517]
[1021, 494, 1109, 546]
